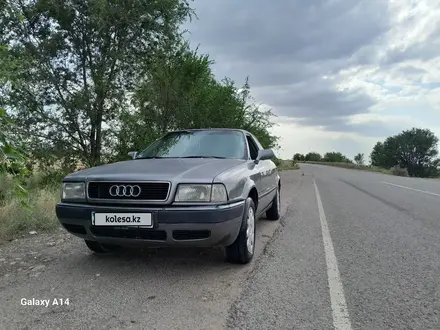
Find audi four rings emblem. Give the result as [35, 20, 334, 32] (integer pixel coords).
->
[109, 185, 141, 197]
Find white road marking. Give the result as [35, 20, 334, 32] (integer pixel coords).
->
[313, 178, 353, 330]
[381, 181, 440, 197]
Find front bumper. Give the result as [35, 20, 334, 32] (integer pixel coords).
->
[55, 201, 245, 247]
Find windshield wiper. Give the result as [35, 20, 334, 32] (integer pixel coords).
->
[135, 155, 228, 159]
[180, 156, 227, 159]
[134, 156, 167, 159]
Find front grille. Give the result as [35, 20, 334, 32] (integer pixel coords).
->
[90, 227, 167, 240]
[87, 182, 170, 201]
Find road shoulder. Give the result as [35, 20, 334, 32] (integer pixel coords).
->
[227, 175, 333, 330]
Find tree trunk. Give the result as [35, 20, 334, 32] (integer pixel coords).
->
[94, 113, 103, 165]
[89, 123, 97, 167]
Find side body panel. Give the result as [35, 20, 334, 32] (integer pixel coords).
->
[214, 132, 280, 216]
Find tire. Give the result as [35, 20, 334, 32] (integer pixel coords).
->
[266, 186, 281, 221]
[85, 240, 120, 254]
[225, 197, 256, 264]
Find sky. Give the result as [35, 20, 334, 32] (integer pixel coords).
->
[184, 0, 440, 161]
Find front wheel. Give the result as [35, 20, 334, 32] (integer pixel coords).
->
[225, 197, 256, 264]
[266, 186, 281, 221]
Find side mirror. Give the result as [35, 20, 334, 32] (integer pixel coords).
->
[128, 151, 138, 159]
[255, 149, 275, 163]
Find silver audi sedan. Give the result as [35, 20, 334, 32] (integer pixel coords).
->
[56, 128, 281, 264]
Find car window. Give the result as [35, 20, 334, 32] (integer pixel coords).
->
[246, 135, 260, 160]
[251, 134, 264, 150]
[136, 130, 247, 159]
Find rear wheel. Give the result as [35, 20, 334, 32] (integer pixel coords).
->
[266, 186, 281, 221]
[85, 240, 120, 254]
[225, 197, 256, 264]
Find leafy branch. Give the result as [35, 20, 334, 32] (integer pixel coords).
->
[0, 108, 29, 208]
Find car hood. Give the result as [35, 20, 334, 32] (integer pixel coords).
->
[65, 158, 247, 183]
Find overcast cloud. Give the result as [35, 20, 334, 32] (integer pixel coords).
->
[184, 0, 440, 160]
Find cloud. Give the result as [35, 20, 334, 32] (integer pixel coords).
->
[253, 78, 376, 122]
[189, 0, 389, 62]
[185, 0, 440, 158]
[269, 119, 380, 160]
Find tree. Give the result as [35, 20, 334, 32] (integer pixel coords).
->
[323, 152, 351, 163]
[305, 152, 322, 162]
[114, 40, 216, 156]
[370, 142, 386, 167]
[114, 44, 279, 160]
[1, 0, 194, 167]
[354, 153, 364, 165]
[370, 128, 440, 177]
[396, 128, 439, 177]
[293, 153, 305, 162]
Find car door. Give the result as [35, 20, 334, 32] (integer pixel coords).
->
[246, 134, 273, 214]
[245, 134, 264, 212]
[250, 134, 278, 207]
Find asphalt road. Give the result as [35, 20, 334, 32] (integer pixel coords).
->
[229, 164, 440, 330]
[1, 164, 440, 329]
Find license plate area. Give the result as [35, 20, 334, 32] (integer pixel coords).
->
[92, 212, 153, 228]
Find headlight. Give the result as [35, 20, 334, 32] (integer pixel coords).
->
[211, 184, 228, 202]
[62, 182, 85, 200]
[174, 184, 228, 203]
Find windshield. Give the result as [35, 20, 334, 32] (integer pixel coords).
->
[136, 130, 247, 159]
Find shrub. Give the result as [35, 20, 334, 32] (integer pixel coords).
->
[0, 167, 64, 242]
[0, 187, 59, 241]
[0, 173, 14, 203]
[391, 166, 409, 177]
[25, 169, 67, 190]
[276, 159, 299, 171]
[273, 157, 282, 167]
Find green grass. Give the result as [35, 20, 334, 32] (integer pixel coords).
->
[0, 173, 60, 243]
[301, 161, 393, 174]
[277, 159, 300, 171]
[300, 161, 440, 178]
